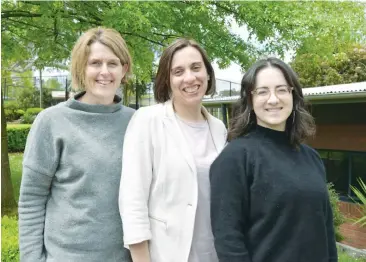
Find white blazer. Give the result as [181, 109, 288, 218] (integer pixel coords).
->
[119, 100, 227, 262]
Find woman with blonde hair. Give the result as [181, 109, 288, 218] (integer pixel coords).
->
[119, 38, 227, 262]
[19, 27, 134, 262]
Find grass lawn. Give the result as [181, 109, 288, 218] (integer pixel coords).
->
[339, 250, 366, 262]
[6, 153, 366, 262]
[7, 124, 31, 129]
[9, 153, 23, 203]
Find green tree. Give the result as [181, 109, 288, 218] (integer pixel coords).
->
[291, 45, 366, 87]
[2, 1, 365, 75]
[44, 78, 62, 90]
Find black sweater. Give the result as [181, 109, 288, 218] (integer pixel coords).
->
[210, 125, 338, 262]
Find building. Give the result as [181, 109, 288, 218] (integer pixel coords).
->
[203, 81, 366, 249]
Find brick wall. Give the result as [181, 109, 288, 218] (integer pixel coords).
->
[338, 201, 366, 249]
[308, 124, 366, 152]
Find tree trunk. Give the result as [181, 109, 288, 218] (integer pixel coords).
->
[1, 95, 17, 216]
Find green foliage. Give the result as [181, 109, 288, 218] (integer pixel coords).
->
[291, 45, 366, 87]
[25, 107, 43, 115]
[1, 216, 20, 262]
[338, 250, 366, 262]
[7, 124, 31, 152]
[351, 179, 366, 227]
[44, 78, 62, 90]
[2, 1, 365, 79]
[328, 183, 345, 241]
[21, 108, 43, 124]
[4, 101, 25, 122]
[16, 86, 53, 110]
[9, 153, 23, 203]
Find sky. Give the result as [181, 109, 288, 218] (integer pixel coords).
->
[212, 20, 294, 84]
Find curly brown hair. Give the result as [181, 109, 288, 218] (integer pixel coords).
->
[228, 57, 315, 148]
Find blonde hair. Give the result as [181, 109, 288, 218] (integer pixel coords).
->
[70, 27, 132, 91]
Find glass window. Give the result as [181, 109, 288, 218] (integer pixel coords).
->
[351, 154, 366, 193]
[321, 151, 349, 196]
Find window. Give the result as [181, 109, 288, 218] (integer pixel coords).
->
[318, 150, 366, 199]
[351, 154, 366, 192]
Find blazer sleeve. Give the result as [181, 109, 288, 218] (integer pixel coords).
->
[210, 142, 252, 262]
[119, 107, 154, 247]
[18, 111, 61, 262]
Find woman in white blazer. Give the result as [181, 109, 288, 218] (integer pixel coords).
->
[119, 38, 227, 262]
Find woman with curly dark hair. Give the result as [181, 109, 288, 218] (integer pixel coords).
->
[210, 57, 338, 262]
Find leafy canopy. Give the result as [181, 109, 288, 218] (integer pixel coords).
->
[291, 44, 366, 87]
[2, 1, 365, 83]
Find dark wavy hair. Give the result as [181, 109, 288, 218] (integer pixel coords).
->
[228, 57, 315, 148]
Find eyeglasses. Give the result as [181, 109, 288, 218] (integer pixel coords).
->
[251, 85, 293, 100]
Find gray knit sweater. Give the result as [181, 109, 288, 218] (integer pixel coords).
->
[18, 92, 134, 262]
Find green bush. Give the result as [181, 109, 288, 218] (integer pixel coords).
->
[4, 101, 24, 122]
[21, 107, 43, 124]
[16, 86, 53, 110]
[351, 178, 366, 227]
[1, 216, 20, 262]
[328, 183, 345, 241]
[7, 124, 32, 152]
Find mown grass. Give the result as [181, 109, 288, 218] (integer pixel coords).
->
[9, 153, 23, 203]
[7, 124, 31, 129]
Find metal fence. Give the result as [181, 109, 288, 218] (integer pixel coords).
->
[1, 75, 240, 109]
[136, 78, 240, 108]
[2, 75, 71, 108]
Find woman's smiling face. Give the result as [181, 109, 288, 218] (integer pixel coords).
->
[169, 46, 209, 107]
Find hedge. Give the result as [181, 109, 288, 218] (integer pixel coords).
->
[1, 216, 20, 262]
[7, 124, 32, 152]
[21, 108, 43, 124]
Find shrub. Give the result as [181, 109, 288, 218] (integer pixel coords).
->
[17, 86, 53, 110]
[328, 183, 345, 241]
[351, 178, 366, 227]
[21, 108, 43, 124]
[4, 101, 24, 122]
[7, 124, 32, 152]
[1, 216, 19, 262]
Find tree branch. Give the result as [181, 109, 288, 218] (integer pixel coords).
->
[6, 17, 52, 31]
[1, 11, 42, 19]
[151, 32, 180, 38]
[121, 32, 165, 46]
[6, 27, 40, 46]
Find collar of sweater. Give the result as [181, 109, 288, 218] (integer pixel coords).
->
[253, 125, 290, 145]
[66, 91, 122, 113]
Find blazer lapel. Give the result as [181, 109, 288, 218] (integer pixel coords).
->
[162, 100, 196, 173]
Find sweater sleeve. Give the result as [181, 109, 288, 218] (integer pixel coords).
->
[119, 107, 153, 246]
[326, 196, 338, 262]
[210, 141, 252, 262]
[18, 111, 61, 262]
[320, 162, 338, 262]
[310, 148, 338, 262]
